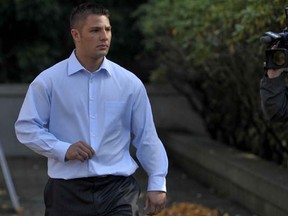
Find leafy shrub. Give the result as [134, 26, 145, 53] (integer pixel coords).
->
[136, 0, 288, 166]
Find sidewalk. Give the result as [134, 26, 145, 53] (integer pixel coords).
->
[0, 156, 257, 216]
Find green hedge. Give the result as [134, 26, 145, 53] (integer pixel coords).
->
[136, 0, 288, 166]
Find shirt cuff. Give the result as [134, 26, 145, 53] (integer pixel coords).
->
[52, 141, 71, 162]
[147, 176, 167, 192]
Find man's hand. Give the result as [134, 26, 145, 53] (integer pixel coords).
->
[144, 191, 166, 215]
[65, 141, 95, 162]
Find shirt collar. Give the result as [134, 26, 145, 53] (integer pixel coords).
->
[67, 50, 112, 76]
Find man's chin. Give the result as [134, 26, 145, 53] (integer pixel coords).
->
[96, 50, 108, 57]
[93, 52, 108, 60]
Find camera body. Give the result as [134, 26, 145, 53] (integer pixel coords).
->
[260, 8, 288, 69]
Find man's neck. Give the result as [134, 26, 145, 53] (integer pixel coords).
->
[75, 50, 104, 72]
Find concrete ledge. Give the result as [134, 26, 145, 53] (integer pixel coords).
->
[146, 84, 208, 136]
[163, 133, 288, 216]
[0, 84, 28, 97]
[0, 84, 32, 156]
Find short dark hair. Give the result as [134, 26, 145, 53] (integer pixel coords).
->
[70, 2, 110, 29]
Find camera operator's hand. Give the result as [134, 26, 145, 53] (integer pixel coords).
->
[266, 44, 284, 78]
[267, 69, 282, 78]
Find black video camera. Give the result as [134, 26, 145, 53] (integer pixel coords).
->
[260, 7, 288, 69]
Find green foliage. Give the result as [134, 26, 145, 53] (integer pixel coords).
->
[136, 0, 288, 166]
[0, 0, 147, 83]
[0, 0, 73, 82]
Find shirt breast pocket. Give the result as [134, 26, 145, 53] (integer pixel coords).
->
[104, 102, 127, 132]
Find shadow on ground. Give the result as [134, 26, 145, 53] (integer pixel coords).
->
[0, 156, 256, 216]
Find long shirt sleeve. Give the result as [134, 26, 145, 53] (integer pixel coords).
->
[15, 79, 71, 161]
[131, 83, 168, 192]
[260, 73, 288, 121]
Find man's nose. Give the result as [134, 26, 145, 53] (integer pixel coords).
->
[100, 30, 108, 40]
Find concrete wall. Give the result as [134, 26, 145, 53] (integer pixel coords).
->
[0, 84, 206, 156]
[163, 134, 288, 216]
[145, 84, 207, 135]
[0, 84, 35, 156]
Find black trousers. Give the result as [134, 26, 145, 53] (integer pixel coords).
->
[44, 175, 140, 216]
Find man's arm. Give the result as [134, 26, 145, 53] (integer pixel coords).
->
[131, 82, 168, 214]
[260, 69, 288, 121]
[15, 80, 71, 161]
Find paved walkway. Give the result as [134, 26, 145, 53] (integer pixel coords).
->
[0, 156, 257, 216]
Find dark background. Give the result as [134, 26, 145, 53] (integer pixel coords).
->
[1, 0, 288, 167]
[0, 0, 149, 83]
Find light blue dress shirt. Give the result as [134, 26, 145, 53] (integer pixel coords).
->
[15, 51, 168, 191]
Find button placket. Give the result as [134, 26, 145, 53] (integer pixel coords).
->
[88, 75, 97, 147]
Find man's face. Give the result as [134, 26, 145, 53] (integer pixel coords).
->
[73, 14, 112, 61]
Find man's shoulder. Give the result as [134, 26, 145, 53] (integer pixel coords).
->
[44, 58, 68, 74]
[107, 59, 142, 84]
[29, 58, 69, 88]
[36, 59, 69, 79]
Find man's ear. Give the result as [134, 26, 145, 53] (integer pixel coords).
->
[71, 29, 80, 42]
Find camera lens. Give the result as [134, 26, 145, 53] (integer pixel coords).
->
[272, 50, 286, 66]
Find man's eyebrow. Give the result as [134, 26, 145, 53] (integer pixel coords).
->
[89, 25, 111, 29]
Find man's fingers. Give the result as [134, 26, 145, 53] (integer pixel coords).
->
[78, 149, 90, 160]
[66, 141, 95, 161]
[144, 191, 167, 215]
[76, 152, 85, 162]
[79, 143, 95, 158]
[145, 203, 162, 215]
